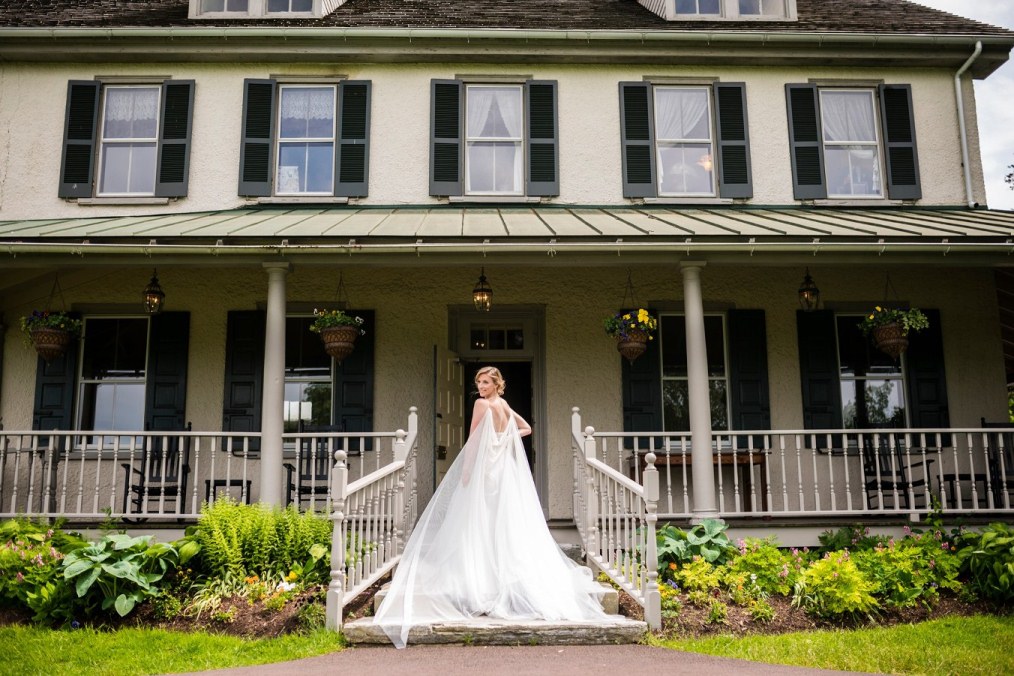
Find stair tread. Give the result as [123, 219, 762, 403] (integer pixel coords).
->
[343, 615, 647, 646]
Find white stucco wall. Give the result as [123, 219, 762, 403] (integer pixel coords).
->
[0, 61, 987, 219]
[0, 262, 1007, 519]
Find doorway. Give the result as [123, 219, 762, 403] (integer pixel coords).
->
[463, 361, 534, 471]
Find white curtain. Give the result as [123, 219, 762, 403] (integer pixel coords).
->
[280, 87, 335, 123]
[104, 88, 159, 124]
[655, 88, 709, 141]
[467, 87, 522, 139]
[821, 91, 876, 143]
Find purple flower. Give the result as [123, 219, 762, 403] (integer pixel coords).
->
[15, 572, 24, 583]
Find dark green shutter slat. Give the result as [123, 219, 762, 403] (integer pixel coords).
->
[879, 84, 922, 200]
[155, 80, 195, 197]
[144, 312, 190, 432]
[333, 310, 375, 453]
[785, 84, 827, 200]
[728, 309, 770, 432]
[904, 309, 948, 435]
[335, 80, 371, 197]
[525, 80, 559, 197]
[622, 307, 662, 441]
[59, 81, 100, 198]
[430, 79, 463, 196]
[32, 324, 80, 432]
[223, 311, 265, 452]
[238, 79, 276, 196]
[619, 82, 656, 198]
[796, 310, 842, 431]
[715, 82, 753, 199]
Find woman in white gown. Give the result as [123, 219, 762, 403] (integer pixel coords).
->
[374, 366, 608, 648]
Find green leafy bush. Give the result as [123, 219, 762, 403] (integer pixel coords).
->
[1, 519, 86, 622]
[657, 519, 735, 577]
[956, 522, 1014, 603]
[674, 556, 723, 593]
[818, 525, 889, 552]
[724, 537, 796, 597]
[792, 551, 879, 620]
[853, 544, 938, 609]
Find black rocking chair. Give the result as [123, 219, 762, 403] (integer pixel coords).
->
[285, 422, 344, 509]
[863, 436, 933, 510]
[121, 422, 192, 517]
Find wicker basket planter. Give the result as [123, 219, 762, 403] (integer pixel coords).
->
[319, 325, 360, 362]
[30, 327, 73, 362]
[616, 330, 649, 363]
[872, 322, 909, 360]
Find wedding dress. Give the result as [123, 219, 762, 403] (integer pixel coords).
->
[374, 407, 608, 648]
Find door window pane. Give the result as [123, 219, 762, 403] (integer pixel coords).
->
[77, 318, 149, 437]
[836, 315, 907, 429]
[661, 313, 729, 432]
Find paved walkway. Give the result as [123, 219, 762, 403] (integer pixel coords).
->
[199, 644, 873, 676]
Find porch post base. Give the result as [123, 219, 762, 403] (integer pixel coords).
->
[690, 511, 722, 525]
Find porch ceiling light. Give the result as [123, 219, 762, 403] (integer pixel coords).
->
[143, 269, 165, 315]
[472, 267, 492, 312]
[798, 267, 820, 312]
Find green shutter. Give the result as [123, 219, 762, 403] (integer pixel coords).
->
[144, 312, 190, 431]
[879, 84, 922, 200]
[332, 310, 375, 453]
[796, 310, 842, 430]
[238, 79, 276, 196]
[619, 82, 656, 198]
[430, 79, 463, 196]
[525, 80, 559, 197]
[155, 80, 195, 198]
[335, 80, 371, 197]
[785, 84, 827, 200]
[621, 308, 662, 437]
[223, 311, 265, 451]
[58, 81, 100, 198]
[32, 331, 80, 432]
[714, 83, 753, 199]
[728, 309, 770, 431]
[904, 309, 948, 429]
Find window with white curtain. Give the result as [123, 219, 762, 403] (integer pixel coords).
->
[97, 86, 160, 196]
[200, 0, 249, 11]
[676, 0, 721, 14]
[465, 84, 524, 195]
[654, 86, 716, 197]
[739, 0, 783, 15]
[267, 0, 312, 11]
[275, 85, 336, 195]
[820, 89, 884, 198]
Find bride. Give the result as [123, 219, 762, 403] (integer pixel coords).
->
[374, 366, 608, 648]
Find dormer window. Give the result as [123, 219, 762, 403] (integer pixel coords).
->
[198, 0, 250, 13]
[639, 0, 795, 21]
[191, 0, 337, 19]
[267, 0, 312, 12]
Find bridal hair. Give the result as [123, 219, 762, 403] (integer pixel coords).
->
[475, 366, 506, 395]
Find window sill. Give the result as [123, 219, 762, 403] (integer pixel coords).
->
[76, 197, 170, 206]
[643, 197, 735, 206]
[448, 196, 544, 204]
[811, 199, 908, 208]
[254, 196, 350, 205]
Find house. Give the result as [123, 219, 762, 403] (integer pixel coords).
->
[1, 0, 1014, 555]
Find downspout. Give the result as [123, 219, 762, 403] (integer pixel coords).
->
[954, 40, 982, 209]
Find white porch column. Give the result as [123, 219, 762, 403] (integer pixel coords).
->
[260, 262, 291, 506]
[681, 261, 718, 520]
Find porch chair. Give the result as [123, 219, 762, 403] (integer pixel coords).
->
[285, 421, 344, 509]
[121, 422, 192, 517]
[937, 417, 994, 509]
[862, 435, 933, 510]
[980, 418, 1014, 508]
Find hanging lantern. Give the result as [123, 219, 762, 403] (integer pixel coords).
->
[143, 269, 165, 315]
[472, 267, 492, 312]
[798, 268, 820, 312]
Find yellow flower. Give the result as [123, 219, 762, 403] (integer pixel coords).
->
[875, 306, 882, 312]
[637, 309, 649, 324]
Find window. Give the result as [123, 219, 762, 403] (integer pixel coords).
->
[663, 0, 793, 19]
[786, 83, 920, 201]
[267, 0, 312, 11]
[676, 0, 720, 14]
[77, 318, 149, 439]
[200, 0, 249, 11]
[659, 314, 729, 432]
[738, 0, 783, 15]
[191, 0, 328, 17]
[239, 79, 372, 198]
[836, 315, 907, 429]
[470, 324, 525, 351]
[59, 80, 195, 199]
[430, 79, 559, 198]
[620, 82, 752, 199]
[284, 316, 332, 433]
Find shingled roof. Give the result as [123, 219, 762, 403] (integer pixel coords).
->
[0, 0, 1010, 35]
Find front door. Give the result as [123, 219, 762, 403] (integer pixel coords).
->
[434, 344, 465, 487]
[463, 361, 534, 471]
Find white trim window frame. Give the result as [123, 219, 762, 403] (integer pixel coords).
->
[675, 0, 722, 15]
[659, 312, 731, 433]
[196, 0, 251, 14]
[275, 84, 337, 197]
[819, 89, 885, 199]
[96, 85, 161, 197]
[266, 0, 314, 13]
[736, 0, 785, 16]
[653, 86, 717, 198]
[835, 313, 908, 430]
[464, 83, 525, 196]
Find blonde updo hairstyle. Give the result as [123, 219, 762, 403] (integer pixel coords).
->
[475, 366, 506, 396]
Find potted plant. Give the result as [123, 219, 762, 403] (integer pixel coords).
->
[857, 306, 929, 360]
[604, 308, 658, 363]
[309, 308, 365, 363]
[19, 310, 83, 362]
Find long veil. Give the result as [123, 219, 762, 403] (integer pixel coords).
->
[374, 408, 607, 648]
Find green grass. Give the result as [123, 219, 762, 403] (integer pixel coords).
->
[0, 625, 345, 676]
[654, 615, 1014, 676]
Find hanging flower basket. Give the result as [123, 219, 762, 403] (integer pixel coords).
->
[871, 322, 908, 360]
[616, 329, 649, 363]
[604, 308, 657, 364]
[19, 310, 83, 362]
[319, 325, 360, 362]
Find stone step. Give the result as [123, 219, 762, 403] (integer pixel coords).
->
[342, 615, 648, 646]
[372, 579, 619, 616]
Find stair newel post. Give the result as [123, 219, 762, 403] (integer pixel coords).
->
[326, 449, 349, 631]
[571, 407, 582, 540]
[392, 428, 407, 557]
[642, 451, 662, 631]
[583, 426, 600, 557]
[407, 406, 419, 526]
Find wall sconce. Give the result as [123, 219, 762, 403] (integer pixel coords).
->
[798, 268, 820, 312]
[472, 267, 492, 312]
[143, 269, 165, 315]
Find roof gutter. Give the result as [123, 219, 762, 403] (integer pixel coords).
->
[954, 40, 983, 209]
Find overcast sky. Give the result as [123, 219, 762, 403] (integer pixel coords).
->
[912, 0, 1014, 210]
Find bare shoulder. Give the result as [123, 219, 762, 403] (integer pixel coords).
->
[472, 398, 491, 414]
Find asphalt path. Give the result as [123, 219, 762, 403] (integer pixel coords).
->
[197, 644, 874, 676]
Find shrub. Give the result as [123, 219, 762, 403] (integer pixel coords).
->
[674, 556, 723, 593]
[706, 599, 729, 625]
[956, 522, 1014, 603]
[792, 551, 879, 620]
[296, 599, 327, 631]
[659, 581, 682, 621]
[818, 525, 889, 552]
[853, 543, 939, 609]
[657, 519, 735, 577]
[747, 598, 776, 623]
[724, 537, 796, 597]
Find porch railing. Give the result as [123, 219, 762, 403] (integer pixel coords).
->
[571, 408, 661, 631]
[591, 427, 1014, 520]
[327, 407, 419, 629]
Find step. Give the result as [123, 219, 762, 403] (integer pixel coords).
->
[342, 615, 648, 646]
[372, 580, 619, 616]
